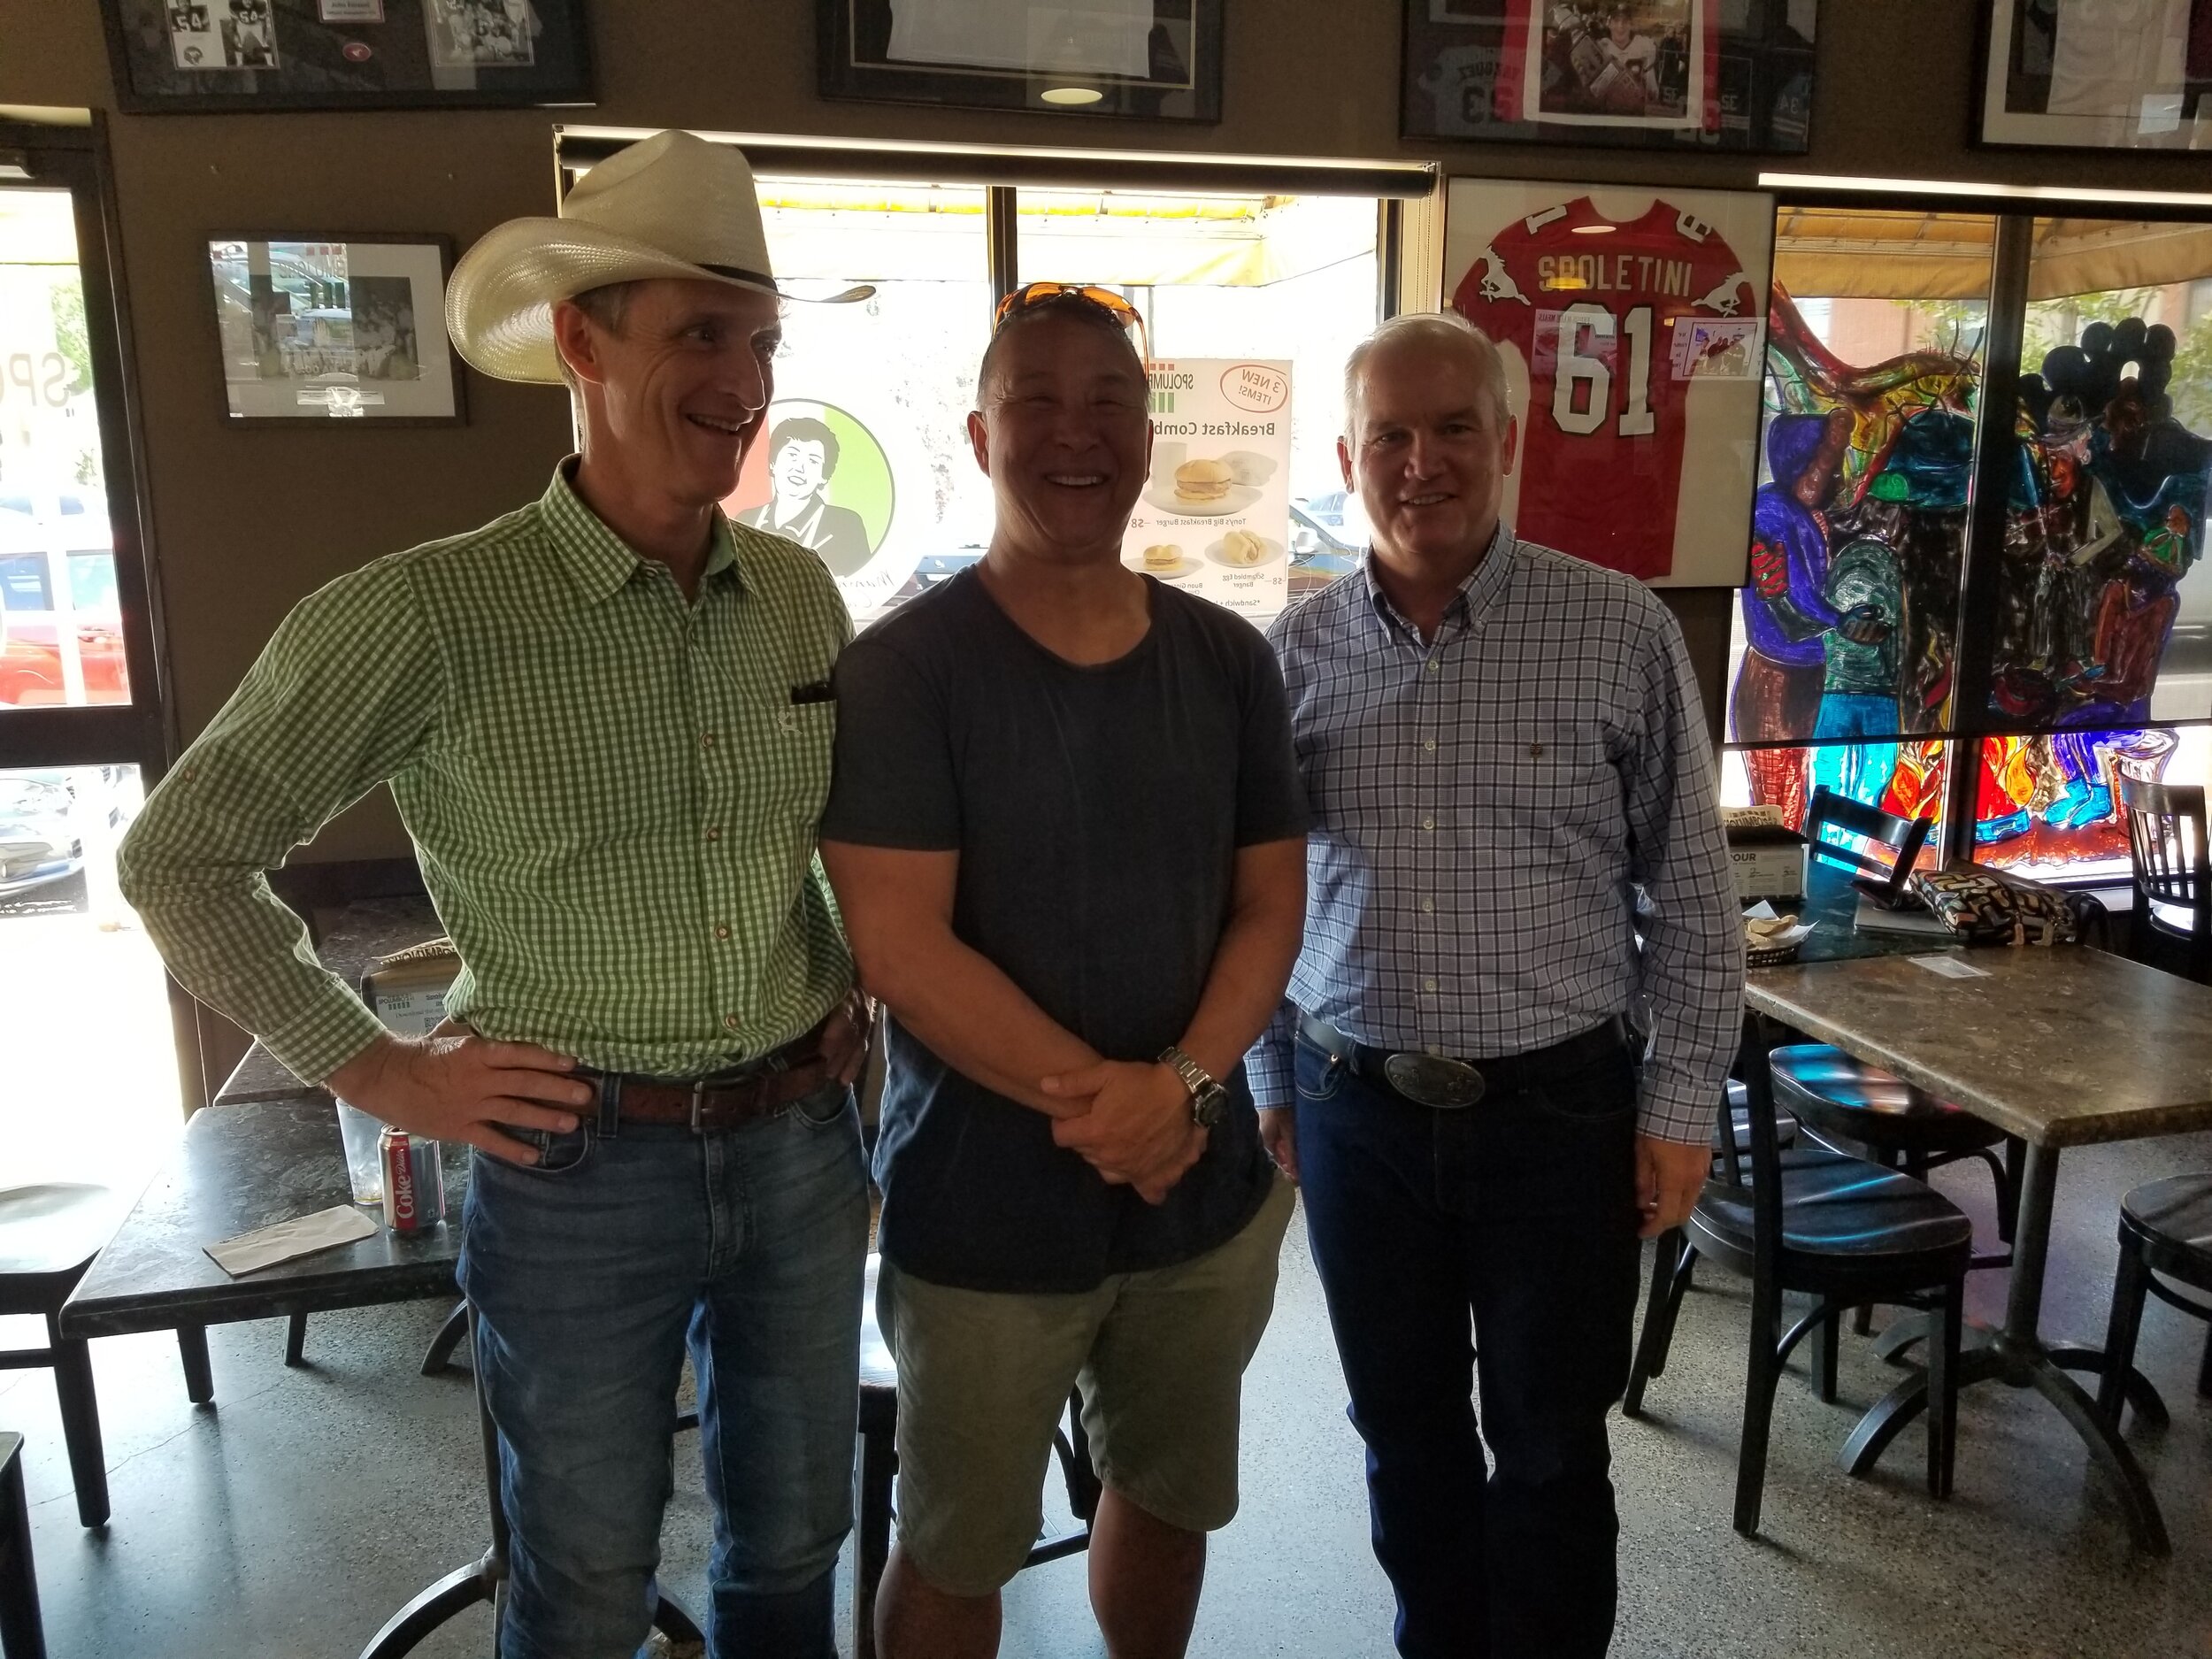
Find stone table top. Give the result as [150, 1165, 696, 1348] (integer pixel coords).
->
[60, 1094, 467, 1340]
[213, 896, 443, 1105]
[1747, 945, 2212, 1148]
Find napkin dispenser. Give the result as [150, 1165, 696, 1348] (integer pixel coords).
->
[1726, 821, 1807, 902]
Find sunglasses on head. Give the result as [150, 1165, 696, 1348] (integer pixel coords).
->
[991, 281, 1150, 361]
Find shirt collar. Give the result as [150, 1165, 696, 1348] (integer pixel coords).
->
[1358, 519, 1517, 637]
[537, 458, 744, 605]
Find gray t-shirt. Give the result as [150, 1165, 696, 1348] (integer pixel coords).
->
[822, 568, 1309, 1294]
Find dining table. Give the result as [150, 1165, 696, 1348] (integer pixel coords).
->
[59, 1090, 703, 1656]
[1743, 862, 2212, 1555]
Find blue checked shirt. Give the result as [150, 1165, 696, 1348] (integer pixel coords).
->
[1247, 523, 1743, 1145]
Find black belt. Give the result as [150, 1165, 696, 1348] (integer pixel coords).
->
[1296, 1012, 1630, 1110]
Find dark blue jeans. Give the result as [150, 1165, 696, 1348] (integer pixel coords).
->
[1294, 1031, 1640, 1659]
[458, 1081, 869, 1659]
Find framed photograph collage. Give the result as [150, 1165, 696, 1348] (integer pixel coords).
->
[1402, 0, 1819, 152]
[98, 0, 593, 112]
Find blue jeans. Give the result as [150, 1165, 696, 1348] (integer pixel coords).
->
[458, 1081, 869, 1659]
[1294, 1030, 1640, 1659]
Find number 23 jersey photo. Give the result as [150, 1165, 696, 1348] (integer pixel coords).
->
[1454, 195, 1753, 581]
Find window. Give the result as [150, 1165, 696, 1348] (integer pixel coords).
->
[0, 187, 129, 710]
[677, 162, 1389, 627]
[1724, 209, 1994, 830]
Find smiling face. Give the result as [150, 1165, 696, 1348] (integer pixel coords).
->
[553, 276, 782, 512]
[774, 438, 828, 502]
[968, 308, 1151, 565]
[1340, 336, 1518, 576]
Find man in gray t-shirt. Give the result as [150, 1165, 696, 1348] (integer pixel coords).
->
[819, 288, 1307, 1659]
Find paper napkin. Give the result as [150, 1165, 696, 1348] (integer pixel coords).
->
[205, 1204, 379, 1277]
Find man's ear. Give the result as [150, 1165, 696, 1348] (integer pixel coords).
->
[1337, 433, 1355, 489]
[549, 298, 605, 388]
[1499, 414, 1520, 475]
[966, 409, 992, 477]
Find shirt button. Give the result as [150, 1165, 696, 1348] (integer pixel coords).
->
[703, 732, 717, 749]
[1425, 1044, 1443, 1057]
[1423, 739, 1437, 753]
[1420, 897, 1435, 914]
[1421, 815, 1436, 832]
[1425, 660, 1440, 676]
[723, 1013, 741, 1031]
[714, 924, 731, 941]
[1423, 977, 1439, 992]
[706, 827, 721, 842]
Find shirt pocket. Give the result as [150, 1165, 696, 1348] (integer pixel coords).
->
[1464, 719, 1618, 840]
[774, 696, 838, 819]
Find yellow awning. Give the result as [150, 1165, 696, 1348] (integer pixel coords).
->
[1775, 207, 2212, 302]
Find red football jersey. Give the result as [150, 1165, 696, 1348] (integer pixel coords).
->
[1452, 196, 1752, 580]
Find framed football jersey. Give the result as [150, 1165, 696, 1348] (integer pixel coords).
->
[1441, 180, 1774, 588]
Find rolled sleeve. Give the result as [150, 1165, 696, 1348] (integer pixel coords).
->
[1621, 614, 1745, 1145]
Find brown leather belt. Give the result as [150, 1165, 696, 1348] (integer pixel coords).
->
[583, 1023, 837, 1133]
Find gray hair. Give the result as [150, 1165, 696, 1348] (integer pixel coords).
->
[554, 280, 640, 395]
[1342, 311, 1511, 436]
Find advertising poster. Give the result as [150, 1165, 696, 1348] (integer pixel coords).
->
[1442, 180, 1772, 587]
[1122, 357, 1294, 626]
[726, 396, 913, 620]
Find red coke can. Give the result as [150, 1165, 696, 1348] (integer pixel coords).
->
[379, 1125, 446, 1233]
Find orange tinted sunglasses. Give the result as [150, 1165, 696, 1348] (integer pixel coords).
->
[991, 281, 1150, 361]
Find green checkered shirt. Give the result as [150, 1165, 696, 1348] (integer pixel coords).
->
[119, 463, 856, 1085]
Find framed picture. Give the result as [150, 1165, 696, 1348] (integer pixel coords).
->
[205, 235, 465, 424]
[818, 0, 1223, 121]
[1977, 0, 2212, 150]
[1440, 179, 1775, 587]
[99, 0, 593, 112]
[1402, 0, 1818, 152]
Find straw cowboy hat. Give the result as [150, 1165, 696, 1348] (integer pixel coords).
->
[446, 129, 868, 385]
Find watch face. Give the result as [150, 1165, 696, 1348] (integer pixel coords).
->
[1193, 1084, 1229, 1127]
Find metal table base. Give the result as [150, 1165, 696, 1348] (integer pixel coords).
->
[1836, 1141, 2173, 1555]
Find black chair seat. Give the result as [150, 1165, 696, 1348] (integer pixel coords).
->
[0, 1186, 119, 1286]
[1690, 1147, 1974, 1271]
[2119, 1173, 2212, 1290]
[1769, 1045, 2006, 1157]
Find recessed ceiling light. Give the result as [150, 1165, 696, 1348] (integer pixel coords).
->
[1041, 86, 1104, 106]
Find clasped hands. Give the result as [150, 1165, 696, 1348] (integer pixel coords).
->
[1039, 1059, 1207, 1206]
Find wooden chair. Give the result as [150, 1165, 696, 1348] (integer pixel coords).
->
[2096, 1172, 2212, 1430]
[0, 1433, 44, 1659]
[1624, 1022, 1974, 1535]
[853, 1254, 1098, 1659]
[2117, 777, 2212, 984]
[1775, 788, 2019, 1278]
[1802, 783, 1929, 904]
[0, 1185, 214, 1529]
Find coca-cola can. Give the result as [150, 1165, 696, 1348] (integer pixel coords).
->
[378, 1125, 446, 1233]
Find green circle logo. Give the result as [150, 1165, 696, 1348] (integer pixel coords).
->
[728, 399, 895, 580]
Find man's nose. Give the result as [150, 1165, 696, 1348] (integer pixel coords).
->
[727, 346, 770, 413]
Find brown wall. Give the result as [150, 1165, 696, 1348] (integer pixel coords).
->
[0, 0, 2185, 817]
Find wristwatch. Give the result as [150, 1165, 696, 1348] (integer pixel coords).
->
[1158, 1045, 1230, 1128]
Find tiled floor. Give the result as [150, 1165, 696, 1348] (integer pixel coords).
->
[9, 1130, 2212, 1658]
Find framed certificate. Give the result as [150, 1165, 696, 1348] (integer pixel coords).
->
[1977, 0, 2212, 150]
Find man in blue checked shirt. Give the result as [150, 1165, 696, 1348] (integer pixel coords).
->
[1249, 311, 1742, 1659]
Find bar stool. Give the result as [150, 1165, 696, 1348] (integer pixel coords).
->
[0, 1433, 44, 1659]
[2097, 1172, 2212, 1428]
[852, 1254, 1099, 1659]
[0, 1184, 215, 1529]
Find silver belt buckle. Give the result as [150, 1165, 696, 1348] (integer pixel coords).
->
[1383, 1051, 1486, 1110]
[689, 1078, 708, 1133]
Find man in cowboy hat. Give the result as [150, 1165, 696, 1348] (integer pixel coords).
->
[119, 130, 872, 1659]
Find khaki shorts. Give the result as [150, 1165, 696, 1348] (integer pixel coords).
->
[879, 1174, 1295, 1597]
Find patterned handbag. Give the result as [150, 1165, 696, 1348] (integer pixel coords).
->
[1909, 864, 2105, 947]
